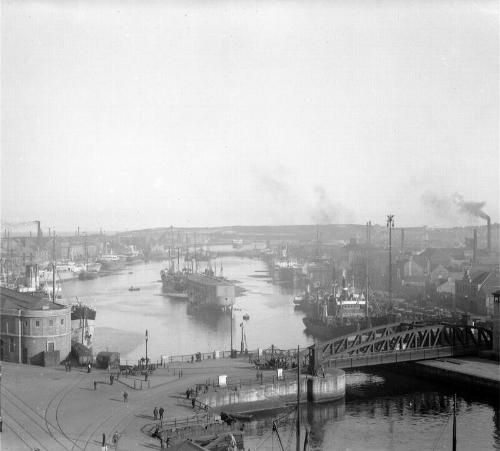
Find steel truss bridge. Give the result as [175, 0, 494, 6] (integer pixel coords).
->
[307, 322, 493, 374]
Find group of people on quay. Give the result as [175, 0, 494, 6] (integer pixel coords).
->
[151, 406, 168, 449]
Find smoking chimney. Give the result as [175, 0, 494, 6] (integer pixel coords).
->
[473, 229, 478, 263]
[401, 228, 405, 254]
[487, 216, 491, 254]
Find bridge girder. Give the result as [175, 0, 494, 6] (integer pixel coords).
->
[307, 322, 493, 374]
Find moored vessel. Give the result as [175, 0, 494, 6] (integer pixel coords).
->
[71, 302, 96, 356]
[78, 262, 101, 280]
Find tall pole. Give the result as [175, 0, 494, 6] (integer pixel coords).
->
[386, 214, 395, 309]
[230, 304, 233, 357]
[452, 393, 457, 451]
[52, 231, 56, 302]
[296, 345, 300, 451]
[0, 362, 3, 432]
[145, 330, 148, 366]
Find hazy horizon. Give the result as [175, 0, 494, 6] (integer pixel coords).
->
[2, 1, 498, 231]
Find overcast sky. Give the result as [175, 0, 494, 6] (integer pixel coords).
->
[1, 0, 498, 232]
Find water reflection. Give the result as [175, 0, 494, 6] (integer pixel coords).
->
[243, 368, 500, 450]
[186, 304, 231, 331]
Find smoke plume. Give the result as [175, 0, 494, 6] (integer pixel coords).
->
[312, 185, 354, 224]
[452, 193, 490, 220]
[421, 191, 490, 221]
[420, 191, 454, 219]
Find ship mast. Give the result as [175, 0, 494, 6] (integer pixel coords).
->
[296, 345, 300, 451]
[452, 393, 457, 451]
[52, 230, 56, 302]
[84, 232, 88, 270]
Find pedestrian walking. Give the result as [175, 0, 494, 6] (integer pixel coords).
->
[160, 437, 165, 449]
[123, 391, 128, 403]
[191, 398, 195, 409]
[94, 381, 97, 391]
[87, 363, 92, 373]
[101, 433, 107, 451]
[112, 431, 119, 448]
[186, 389, 190, 399]
[159, 406, 164, 421]
[153, 406, 158, 421]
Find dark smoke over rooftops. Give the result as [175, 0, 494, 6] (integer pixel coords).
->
[421, 191, 490, 221]
[452, 193, 490, 220]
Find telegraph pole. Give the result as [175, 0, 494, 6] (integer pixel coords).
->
[386, 214, 395, 309]
[145, 330, 148, 366]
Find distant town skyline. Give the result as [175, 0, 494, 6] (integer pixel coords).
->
[2, 1, 498, 231]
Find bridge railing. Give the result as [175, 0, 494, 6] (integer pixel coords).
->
[321, 344, 485, 370]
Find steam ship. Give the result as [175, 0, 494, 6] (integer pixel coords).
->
[78, 262, 102, 280]
[302, 271, 394, 340]
[97, 253, 126, 272]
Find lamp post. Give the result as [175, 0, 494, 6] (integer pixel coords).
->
[387, 214, 395, 310]
[145, 330, 148, 367]
[230, 304, 234, 358]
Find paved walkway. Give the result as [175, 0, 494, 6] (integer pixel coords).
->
[416, 356, 500, 387]
[1, 357, 259, 451]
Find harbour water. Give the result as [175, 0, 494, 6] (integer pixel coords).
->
[61, 257, 499, 450]
[244, 369, 499, 450]
[62, 256, 311, 362]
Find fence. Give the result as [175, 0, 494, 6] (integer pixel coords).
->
[141, 346, 304, 366]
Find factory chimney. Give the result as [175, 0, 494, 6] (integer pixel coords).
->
[366, 221, 372, 244]
[473, 229, 478, 263]
[487, 216, 491, 254]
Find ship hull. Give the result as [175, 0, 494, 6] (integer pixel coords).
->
[78, 271, 99, 280]
[303, 316, 395, 341]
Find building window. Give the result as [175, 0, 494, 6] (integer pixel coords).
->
[9, 337, 14, 352]
[61, 319, 64, 325]
[24, 320, 28, 327]
[35, 320, 40, 327]
[49, 319, 54, 327]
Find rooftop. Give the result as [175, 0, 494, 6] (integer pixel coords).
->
[0, 287, 68, 311]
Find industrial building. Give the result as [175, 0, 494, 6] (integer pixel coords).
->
[0, 287, 71, 365]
